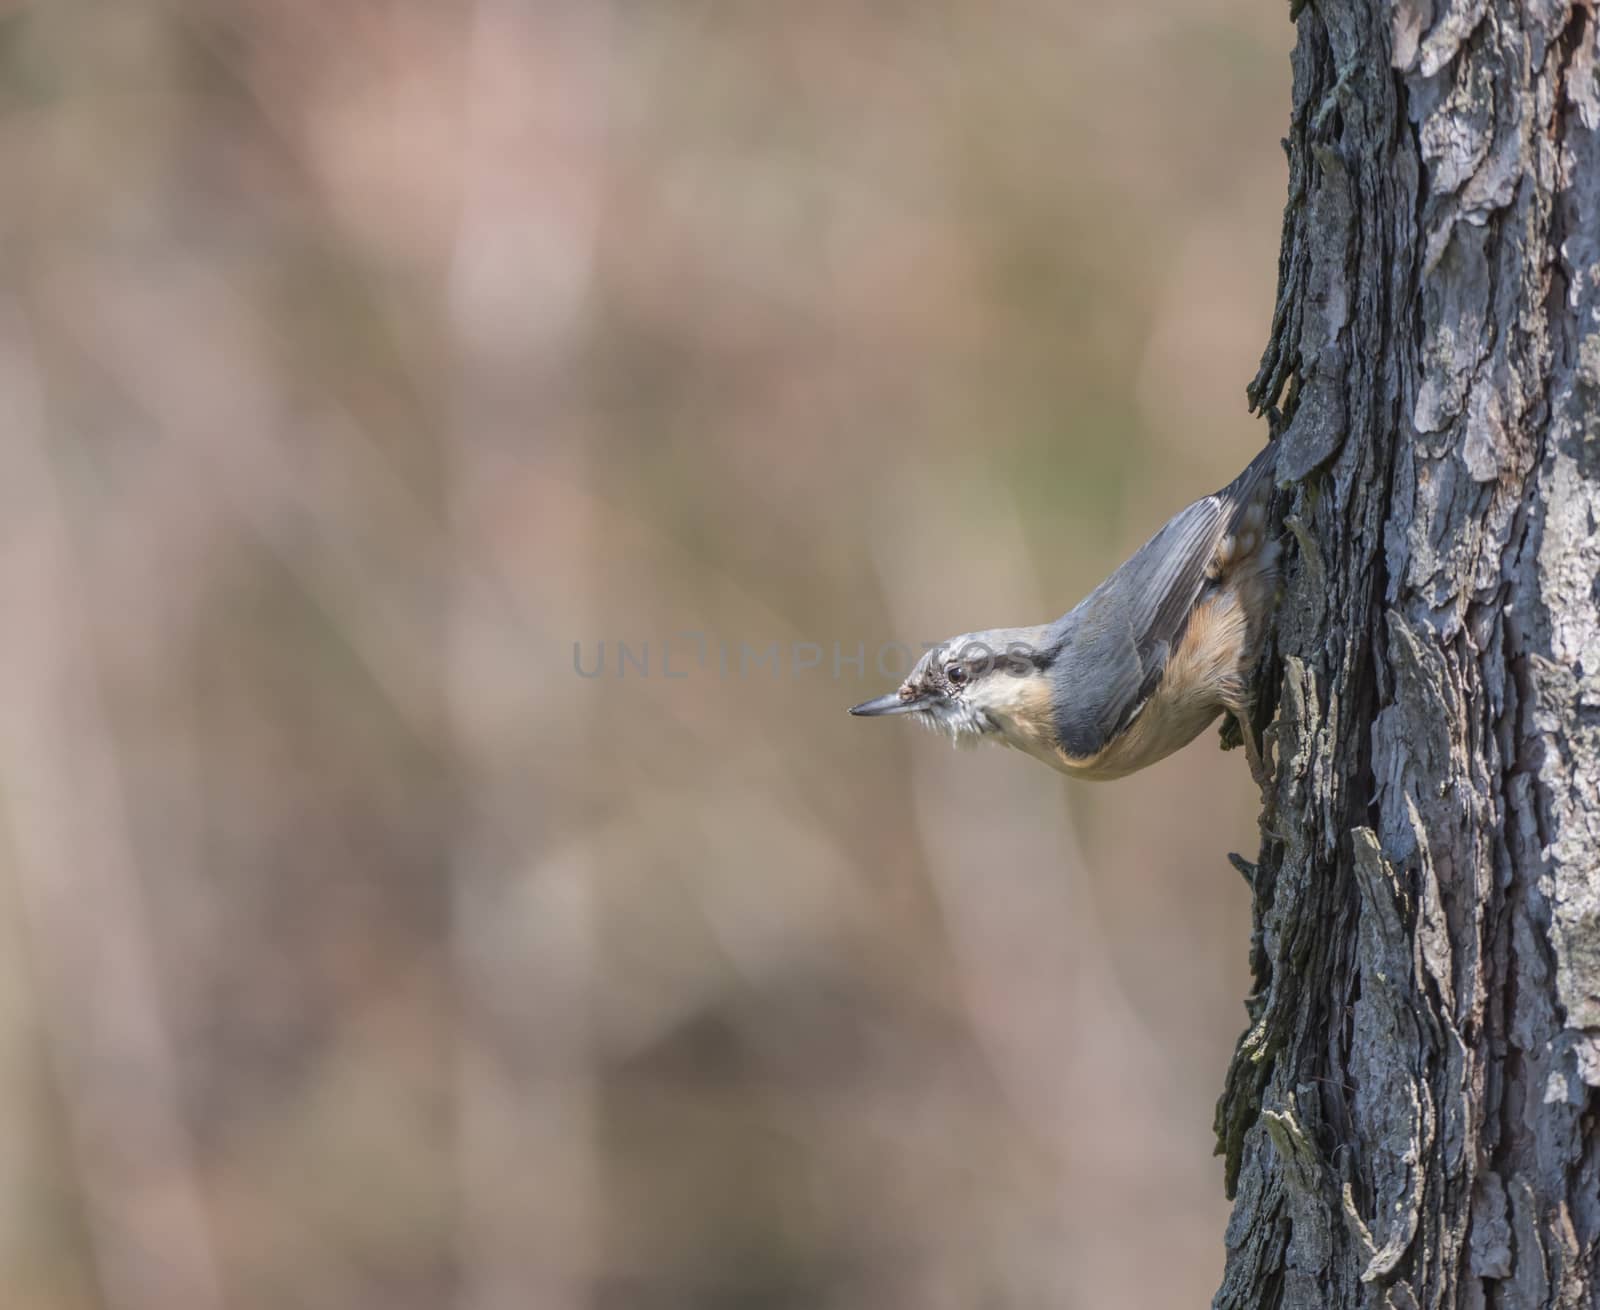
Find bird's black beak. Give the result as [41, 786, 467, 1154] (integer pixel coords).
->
[848, 692, 925, 717]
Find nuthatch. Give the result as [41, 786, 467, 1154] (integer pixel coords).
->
[849, 443, 1279, 781]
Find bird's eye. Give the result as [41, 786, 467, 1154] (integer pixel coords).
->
[945, 663, 967, 687]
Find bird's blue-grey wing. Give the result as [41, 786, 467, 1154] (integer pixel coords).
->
[1046, 495, 1230, 757]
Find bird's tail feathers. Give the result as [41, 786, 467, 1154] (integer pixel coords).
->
[1220, 441, 1279, 525]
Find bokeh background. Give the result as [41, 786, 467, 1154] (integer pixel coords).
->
[0, 3, 1292, 1307]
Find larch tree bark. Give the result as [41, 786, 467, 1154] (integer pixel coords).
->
[1214, 2, 1600, 1307]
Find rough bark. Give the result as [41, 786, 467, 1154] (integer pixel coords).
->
[1214, 2, 1600, 1307]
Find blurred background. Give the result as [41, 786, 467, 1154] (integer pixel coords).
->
[0, 3, 1291, 1307]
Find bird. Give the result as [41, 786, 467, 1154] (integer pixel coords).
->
[848, 443, 1280, 782]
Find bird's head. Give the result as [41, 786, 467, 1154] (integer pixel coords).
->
[848, 626, 1056, 752]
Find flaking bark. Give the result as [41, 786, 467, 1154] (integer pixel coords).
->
[1215, 2, 1600, 1307]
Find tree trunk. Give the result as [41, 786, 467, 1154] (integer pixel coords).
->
[1213, 2, 1600, 1307]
